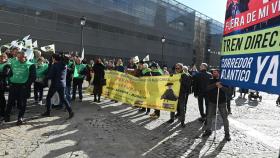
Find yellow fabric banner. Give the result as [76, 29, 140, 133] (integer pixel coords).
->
[103, 70, 181, 112]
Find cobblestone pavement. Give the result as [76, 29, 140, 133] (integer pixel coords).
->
[0, 91, 279, 158]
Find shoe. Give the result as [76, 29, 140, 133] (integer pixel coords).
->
[198, 117, 206, 122]
[39, 101, 43, 106]
[228, 111, 232, 115]
[93, 99, 97, 102]
[174, 113, 179, 118]
[41, 111, 50, 117]
[4, 117, 10, 122]
[202, 130, 212, 137]
[69, 112, 74, 119]
[97, 100, 101, 103]
[149, 113, 156, 116]
[167, 119, 174, 123]
[138, 108, 146, 113]
[145, 111, 150, 115]
[181, 122, 186, 128]
[225, 134, 231, 141]
[150, 115, 159, 120]
[16, 118, 23, 126]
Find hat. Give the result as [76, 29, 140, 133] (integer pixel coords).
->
[201, 63, 208, 68]
[165, 82, 174, 86]
[150, 62, 158, 68]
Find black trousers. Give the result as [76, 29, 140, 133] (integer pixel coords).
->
[198, 94, 209, 118]
[170, 95, 188, 123]
[5, 85, 27, 120]
[72, 78, 83, 100]
[0, 90, 6, 117]
[34, 82, 44, 101]
[46, 86, 72, 113]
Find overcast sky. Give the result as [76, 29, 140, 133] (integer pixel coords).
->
[176, 0, 227, 23]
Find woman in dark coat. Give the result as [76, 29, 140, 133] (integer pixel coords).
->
[92, 58, 105, 102]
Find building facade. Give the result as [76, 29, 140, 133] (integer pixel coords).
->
[0, 0, 223, 66]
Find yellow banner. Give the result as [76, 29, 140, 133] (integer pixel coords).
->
[102, 70, 181, 112]
[222, 25, 280, 55]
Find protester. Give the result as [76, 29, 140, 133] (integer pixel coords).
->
[168, 63, 192, 128]
[65, 55, 75, 103]
[5, 51, 36, 125]
[34, 57, 48, 105]
[163, 66, 169, 75]
[0, 53, 10, 118]
[72, 56, 86, 102]
[202, 69, 231, 141]
[115, 59, 125, 72]
[193, 63, 212, 123]
[92, 58, 106, 103]
[149, 62, 163, 119]
[140, 62, 152, 114]
[41, 54, 74, 119]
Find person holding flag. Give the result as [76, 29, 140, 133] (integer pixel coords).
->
[72, 56, 87, 102]
[202, 69, 231, 141]
[4, 51, 36, 125]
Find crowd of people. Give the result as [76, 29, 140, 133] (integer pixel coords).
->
[4, 44, 278, 141]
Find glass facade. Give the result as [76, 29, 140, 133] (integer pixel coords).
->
[0, 0, 223, 66]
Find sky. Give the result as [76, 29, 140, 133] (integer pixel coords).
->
[176, 0, 227, 23]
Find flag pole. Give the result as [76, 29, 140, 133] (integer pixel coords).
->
[214, 87, 220, 140]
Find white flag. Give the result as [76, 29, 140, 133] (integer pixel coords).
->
[143, 55, 149, 62]
[41, 44, 55, 53]
[25, 39, 33, 49]
[25, 49, 34, 60]
[22, 35, 30, 41]
[33, 40, 38, 48]
[133, 56, 139, 63]
[81, 48, 85, 60]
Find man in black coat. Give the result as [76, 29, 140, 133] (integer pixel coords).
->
[42, 54, 74, 119]
[202, 69, 231, 141]
[168, 63, 192, 128]
[193, 63, 212, 122]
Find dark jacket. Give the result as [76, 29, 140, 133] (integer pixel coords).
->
[179, 72, 192, 97]
[115, 65, 125, 73]
[207, 78, 230, 104]
[193, 70, 212, 96]
[0, 63, 11, 90]
[92, 63, 105, 86]
[48, 61, 67, 88]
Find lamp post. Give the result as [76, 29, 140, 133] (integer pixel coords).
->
[161, 35, 166, 66]
[80, 16, 86, 55]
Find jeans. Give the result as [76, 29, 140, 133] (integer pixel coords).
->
[46, 86, 72, 114]
[65, 85, 71, 103]
[205, 102, 229, 135]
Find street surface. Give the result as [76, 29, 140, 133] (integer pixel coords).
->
[0, 90, 279, 158]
